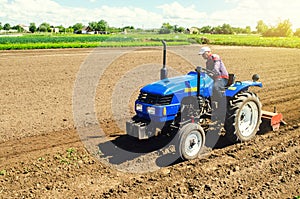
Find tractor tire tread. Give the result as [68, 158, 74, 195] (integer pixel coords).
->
[225, 91, 262, 143]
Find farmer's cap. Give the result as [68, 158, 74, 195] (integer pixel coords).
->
[198, 46, 211, 55]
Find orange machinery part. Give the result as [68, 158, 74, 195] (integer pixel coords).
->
[261, 110, 286, 131]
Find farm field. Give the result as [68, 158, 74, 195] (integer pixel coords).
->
[0, 45, 300, 198]
[1, 33, 300, 50]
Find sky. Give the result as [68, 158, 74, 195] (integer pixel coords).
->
[1, 0, 300, 30]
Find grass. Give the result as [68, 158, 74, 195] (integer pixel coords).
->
[0, 33, 300, 50]
[0, 169, 6, 175]
[54, 147, 86, 166]
[0, 41, 190, 50]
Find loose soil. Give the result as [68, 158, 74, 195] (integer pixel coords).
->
[0, 46, 299, 198]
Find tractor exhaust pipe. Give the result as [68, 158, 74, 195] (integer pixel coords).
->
[160, 40, 168, 80]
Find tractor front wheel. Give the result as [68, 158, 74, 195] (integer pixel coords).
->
[225, 91, 262, 143]
[176, 123, 205, 160]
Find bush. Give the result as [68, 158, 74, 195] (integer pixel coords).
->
[262, 20, 293, 37]
[159, 28, 171, 34]
[294, 28, 300, 37]
[200, 37, 210, 44]
[192, 36, 210, 44]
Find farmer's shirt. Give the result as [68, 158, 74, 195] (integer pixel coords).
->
[206, 54, 229, 79]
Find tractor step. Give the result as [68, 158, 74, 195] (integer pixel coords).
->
[261, 110, 286, 131]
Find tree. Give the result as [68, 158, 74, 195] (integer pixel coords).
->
[210, 24, 234, 34]
[232, 27, 243, 34]
[108, 26, 121, 33]
[12, 25, 24, 32]
[56, 25, 65, 33]
[97, 20, 108, 31]
[0, 22, 2, 30]
[200, 26, 212, 34]
[122, 26, 134, 33]
[221, 24, 233, 34]
[72, 23, 83, 33]
[256, 20, 268, 34]
[3, 23, 11, 30]
[176, 26, 185, 33]
[294, 28, 300, 37]
[29, 23, 37, 33]
[159, 22, 174, 34]
[159, 27, 171, 34]
[263, 19, 293, 37]
[88, 21, 97, 31]
[39, 25, 47, 32]
[245, 26, 251, 34]
[212, 26, 221, 34]
[276, 19, 293, 37]
[88, 20, 109, 31]
[65, 27, 74, 33]
[161, 22, 173, 31]
[38, 22, 50, 32]
[123, 26, 134, 30]
[262, 27, 276, 37]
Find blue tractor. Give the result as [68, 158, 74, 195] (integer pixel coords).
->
[126, 42, 263, 160]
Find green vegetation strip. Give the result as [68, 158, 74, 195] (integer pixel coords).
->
[202, 34, 300, 48]
[0, 41, 190, 50]
[0, 33, 300, 50]
[0, 35, 110, 44]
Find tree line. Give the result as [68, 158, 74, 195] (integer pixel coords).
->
[256, 19, 300, 37]
[0, 20, 134, 34]
[0, 19, 300, 37]
[162, 19, 300, 37]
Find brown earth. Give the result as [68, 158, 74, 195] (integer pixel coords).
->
[0, 46, 300, 198]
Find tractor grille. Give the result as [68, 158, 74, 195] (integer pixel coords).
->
[138, 92, 173, 105]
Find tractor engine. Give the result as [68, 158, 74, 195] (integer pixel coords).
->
[177, 95, 211, 124]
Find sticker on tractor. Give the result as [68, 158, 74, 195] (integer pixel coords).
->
[228, 86, 237, 90]
[184, 87, 197, 92]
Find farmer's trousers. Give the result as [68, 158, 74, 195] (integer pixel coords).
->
[211, 78, 228, 123]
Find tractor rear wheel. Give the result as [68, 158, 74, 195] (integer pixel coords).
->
[225, 91, 262, 143]
[176, 123, 205, 160]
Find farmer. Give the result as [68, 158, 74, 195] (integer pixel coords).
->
[198, 46, 229, 126]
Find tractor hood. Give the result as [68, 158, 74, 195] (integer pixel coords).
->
[141, 74, 195, 96]
[141, 72, 213, 96]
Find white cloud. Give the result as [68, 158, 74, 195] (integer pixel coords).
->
[0, 0, 300, 30]
[0, 0, 163, 28]
[92, 6, 162, 28]
[157, 2, 207, 27]
[0, 0, 71, 26]
[207, 0, 300, 30]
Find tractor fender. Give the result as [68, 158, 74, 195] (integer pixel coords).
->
[225, 81, 262, 97]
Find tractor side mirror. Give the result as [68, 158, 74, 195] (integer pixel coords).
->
[196, 66, 202, 73]
[252, 74, 260, 82]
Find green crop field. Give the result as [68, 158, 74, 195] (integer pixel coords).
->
[203, 34, 300, 48]
[0, 33, 300, 50]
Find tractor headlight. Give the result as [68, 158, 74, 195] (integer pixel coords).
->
[147, 106, 156, 115]
[136, 104, 143, 112]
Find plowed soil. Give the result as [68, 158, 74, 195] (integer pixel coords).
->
[0, 46, 299, 198]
